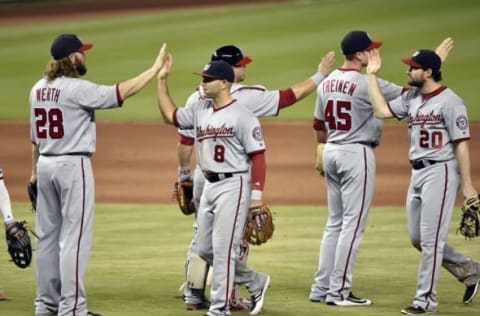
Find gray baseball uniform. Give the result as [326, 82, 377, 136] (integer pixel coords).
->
[175, 95, 266, 315]
[388, 86, 479, 311]
[30, 77, 121, 316]
[310, 69, 402, 303]
[0, 165, 15, 225]
[180, 83, 281, 306]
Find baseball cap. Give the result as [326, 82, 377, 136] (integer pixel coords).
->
[341, 30, 382, 55]
[194, 60, 235, 83]
[50, 34, 93, 60]
[211, 45, 252, 66]
[401, 49, 441, 72]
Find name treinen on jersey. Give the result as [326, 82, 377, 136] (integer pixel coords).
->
[321, 78, 357, 96]
[409, 110, 443, 127]
[36, 87, 61, 103]
[197, 123, 235, 141]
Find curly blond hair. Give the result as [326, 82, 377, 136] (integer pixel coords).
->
[44, 57, 79, 81]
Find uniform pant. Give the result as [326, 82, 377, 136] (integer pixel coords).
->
[310, 143, 375, 302]
[183, 168, 259, 306]
[406, 160, 465, 312]
[34, 155, 94, 316]
[196, 174, 250, 316]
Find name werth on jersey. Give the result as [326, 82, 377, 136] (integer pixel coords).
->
[36, 87, 61, 103]
[409, 110, 443, 127]
[197, 123, 235, 141]
[321, 79, 357, 96]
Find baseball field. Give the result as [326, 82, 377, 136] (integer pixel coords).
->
[1, 0, 480, 315]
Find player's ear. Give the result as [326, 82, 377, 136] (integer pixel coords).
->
[424, 68, 433, 78]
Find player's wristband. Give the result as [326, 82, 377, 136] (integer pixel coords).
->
[4, 218, 14, 225]
[178, 166, 191, 182]
[310, 73, 325, 86]
[251, 190, 262, 201]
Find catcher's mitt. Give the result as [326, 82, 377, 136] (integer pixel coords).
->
[174, 181, 196, 215]
[27, 180, 37, 212]
[243, 204, 274, 246]
[5, 221, 32, 268]
[457, 194, 480, 239]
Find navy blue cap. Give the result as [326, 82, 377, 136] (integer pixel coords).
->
[341, 30, 382, 55]
[402, 49, 441, 73]
[211, 45, 252, 66]
[50, 34, 93, 60]
[194, 60, 235, 83]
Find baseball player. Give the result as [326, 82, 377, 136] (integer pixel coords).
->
[310, 30, 404, 306]
[309, 32, 457, 307]
[0, 163, 17, 301]
[157, 49, 271, 316]
[366, 48, 480, 314]
[177, 45, 335, 312]
[29, 34, 166, 316]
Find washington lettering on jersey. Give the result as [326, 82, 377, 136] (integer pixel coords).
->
[321, 78, 357, 96]
[197, 123, 235, 141]
[409, 110, 443, 127]
[36, 87, 61, 103]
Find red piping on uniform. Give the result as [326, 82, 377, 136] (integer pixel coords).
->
[223, 176, 244, 309]
[426, 164, 448, 302]
[340, 147, 368, 298]
[73, 158, 87, 315]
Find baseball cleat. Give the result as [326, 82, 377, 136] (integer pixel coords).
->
[326, 292, 372, 306]
[463, 280, 480, 304]
[87, 312, 102, 316]
[186, 300, 210, 311]
[400, 304, 433, 314]
[249, 274, 270, 315]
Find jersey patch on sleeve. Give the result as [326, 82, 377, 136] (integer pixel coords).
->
[456, 115, 468, 130]
[252, 126, 264, 142]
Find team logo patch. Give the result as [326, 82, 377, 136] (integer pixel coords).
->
[252, 126, 263, 141]
[456, 115, 468, 130]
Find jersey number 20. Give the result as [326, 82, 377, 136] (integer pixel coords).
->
[34, 108, 64, 139]
[324, 100, 352, 131]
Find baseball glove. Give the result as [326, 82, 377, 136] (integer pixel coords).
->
[5, 221, 32, 269]
[243, 204, 274, 246]
[174, 180, 195, 215]
[27, 180, 37, 212]
[457, 194, 480, 239]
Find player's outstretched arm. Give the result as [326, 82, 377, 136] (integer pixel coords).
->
[435, 37, 453, 63]
[156, 52, 177, 124]
[117, 43, 167, 101]
[455, 140, 477, 198]
[366, 50, 394, 119]
[289, 51, 336, 101]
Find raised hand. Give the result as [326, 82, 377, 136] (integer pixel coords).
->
[435, 37, 453, 63]
[366, 49, 382, 75]
[318, 51, 336, 76]
[153, 43, 167, 73]
[157, 52, 172, 80]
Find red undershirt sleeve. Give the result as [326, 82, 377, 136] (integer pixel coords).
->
[249, 150, 266, 191]
[278, 88, 298, 109]
[178, 134, 194, 146]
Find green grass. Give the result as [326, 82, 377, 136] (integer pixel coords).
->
[1, 203, 480, 315]
[1, 0, 480, 121]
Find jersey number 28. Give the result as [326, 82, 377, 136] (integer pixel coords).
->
[34, 108, 64, 139]
[324, 100, 352, 131]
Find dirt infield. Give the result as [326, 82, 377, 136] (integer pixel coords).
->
[2, 122, 479, 206]
[1, 1, 479, 207]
